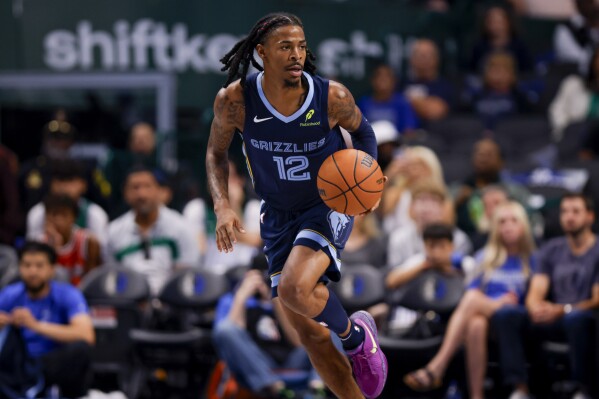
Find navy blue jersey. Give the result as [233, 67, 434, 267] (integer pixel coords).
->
[241, 72, 346, 211]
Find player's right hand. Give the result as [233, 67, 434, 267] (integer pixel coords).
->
[215, 207, 246, 253]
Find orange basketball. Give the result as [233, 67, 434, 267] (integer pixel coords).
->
[317, 149, 384, 216]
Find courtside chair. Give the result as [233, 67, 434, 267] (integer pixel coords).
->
[79, 265, 152, 393]
[379, 270, 465, 399]
[0, 245, 18, 289]
[329, 263, 385, 316]
[128, 268, 228, 399]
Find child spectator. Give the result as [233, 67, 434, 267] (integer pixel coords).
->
[36, 194, 101, 286]
[384, 223, 473, 337]
[27, 159, 108, 245]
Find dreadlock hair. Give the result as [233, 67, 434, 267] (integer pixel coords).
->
[220, 12, 317, 88]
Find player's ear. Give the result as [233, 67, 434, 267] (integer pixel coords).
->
[256, 44, 266, 61]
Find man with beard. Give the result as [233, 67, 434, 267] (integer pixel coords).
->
[492, 193, 599, 399]
[105, 165, 198, 294]
[0, 241, 94, 398]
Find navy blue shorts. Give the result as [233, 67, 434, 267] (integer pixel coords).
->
[259, 201, 354, 297]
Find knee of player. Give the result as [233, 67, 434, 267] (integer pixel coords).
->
[277, 277, 311, 310]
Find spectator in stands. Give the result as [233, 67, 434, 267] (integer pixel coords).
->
[554, 0, 599, 74]
[19, 115, 110, 212]
[470, 185, 510, 251]
[549, 47, 599, 141]
[34, 194, 101, 286]
[183, 160, 261, 273]
[341, 213, 387, 269]
[470, 5, 533, 73]
[384, 223, 472, 337]
[387, 180, 472, 268]
[0, 149, 20, 246]
[105, 166, 199, 294]
[454, 138, 530, 235]
[468, 52, 533, 129]
[212, 267, 326, 398]
[403, 39, 455, 122]
[0, 241, 95, 398]
[357, 64, 417, 136]
[492, 193, 599, 399]
[27, 159, 108, 245]
[103, 122, 159, 218]
[404, 201, 535, 399]
[381, 146, 450, 234]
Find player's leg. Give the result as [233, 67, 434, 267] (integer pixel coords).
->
[277, 245, 387, 398]
[273, 298, 364, 399]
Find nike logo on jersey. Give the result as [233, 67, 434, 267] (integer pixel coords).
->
[254, 116, 273, 123]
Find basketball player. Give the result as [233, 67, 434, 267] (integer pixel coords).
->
[206, 13, 387, 399]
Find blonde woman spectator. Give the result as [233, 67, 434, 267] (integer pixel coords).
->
[381, 146, 451, 234]
[403, 201, 535, 399]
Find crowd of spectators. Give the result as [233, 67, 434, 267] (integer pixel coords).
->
[0, 1, 598, 398]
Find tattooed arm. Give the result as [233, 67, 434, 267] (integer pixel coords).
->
[327, 81, 363, 131]
[206, 81, 246, 253]
[328, 81, 386, 213]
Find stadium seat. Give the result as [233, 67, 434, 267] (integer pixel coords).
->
[494, 117, 552, 159]
[127, 268, 228, 399]
[558, 121, 588, 163]
[427, 115, 486, 143]
[379, 270, 465, 398]
[0, 245, 18, 288]
[79, 266, 152, 393]
[329, 263, 385, 315]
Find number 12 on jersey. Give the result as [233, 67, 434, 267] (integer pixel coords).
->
[273, 156, 311, 181]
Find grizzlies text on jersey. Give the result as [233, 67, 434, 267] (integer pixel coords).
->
[241, 71, 346, 211]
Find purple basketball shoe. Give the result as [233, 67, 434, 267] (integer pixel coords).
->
[345, 311, 388, 398]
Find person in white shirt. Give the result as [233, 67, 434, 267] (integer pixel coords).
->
[387, 180, 472, 268]
[27, 159, 108, 245]
[105, 166, 199, 294]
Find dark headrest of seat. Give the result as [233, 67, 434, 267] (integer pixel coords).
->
[0, 245, 18, 271]
[158, 268, 229, 309]
[331, 264, 385, 310]
[387, 270, 464, 315]
[79, 265, 151, 305]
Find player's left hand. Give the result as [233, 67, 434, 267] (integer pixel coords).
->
[12, 307, 39, 330]
[359, 176, 388, 216]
